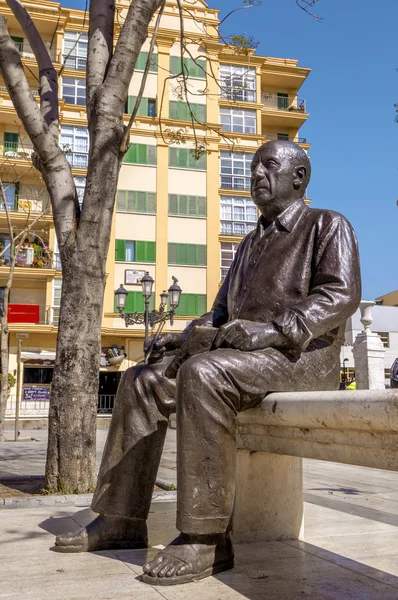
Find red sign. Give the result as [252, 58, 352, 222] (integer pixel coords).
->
[8, 304, 40, 324]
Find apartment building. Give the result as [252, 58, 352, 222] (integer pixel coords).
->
[0, 0, 310, 420]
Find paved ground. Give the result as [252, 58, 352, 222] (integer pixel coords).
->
[2, 428, 398, 598]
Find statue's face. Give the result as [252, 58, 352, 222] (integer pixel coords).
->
[250, 142, 302, 210]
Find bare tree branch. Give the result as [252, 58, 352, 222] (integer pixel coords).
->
[87, 0, 115, 113]
[121, 0, 165, 152]
[295, 0, 323, 21]
[5, 0, 59, 135]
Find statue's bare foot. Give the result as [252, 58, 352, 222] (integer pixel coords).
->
[141, 533, 234, 586]
[53, 514, 147, 553]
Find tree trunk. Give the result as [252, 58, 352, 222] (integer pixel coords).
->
[45, 136, 123, 493]
[0, 302, 10, 442]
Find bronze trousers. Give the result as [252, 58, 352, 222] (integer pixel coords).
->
[91, 345, 340, 534]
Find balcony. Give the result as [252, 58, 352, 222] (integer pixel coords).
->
[264, 133, 308, 145]
[220, 175, 251, 191]
[13, 40, 58, 63]
[221, 221, 256, 237]
[0, 197, 50, 215]
[0, 140, 33, 161]
[261, 93, 306, 113]
[0, 245, 60, 271]
[0, 85, 39, 98]
[7, 304, 58, 325]
[62, 54, 87, 70]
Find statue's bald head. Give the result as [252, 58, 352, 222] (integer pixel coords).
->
[251, 141, 311, 218]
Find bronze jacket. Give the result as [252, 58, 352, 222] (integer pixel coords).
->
[199, 199, 361, 354]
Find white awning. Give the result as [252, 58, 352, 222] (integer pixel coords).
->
[21, 351, 56, 361]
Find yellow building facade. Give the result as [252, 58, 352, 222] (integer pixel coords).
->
[0, 0, 310, 419]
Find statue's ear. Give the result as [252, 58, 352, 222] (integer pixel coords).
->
[293, 166, 306, 190]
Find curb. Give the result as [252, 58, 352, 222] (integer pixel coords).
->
[0, 489, 176, 509]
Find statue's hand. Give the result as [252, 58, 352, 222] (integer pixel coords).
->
[213, 319, 284, 352]
[144, 332, 186, 363]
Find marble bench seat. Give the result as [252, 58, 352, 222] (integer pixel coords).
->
[233, 389, 398, 543]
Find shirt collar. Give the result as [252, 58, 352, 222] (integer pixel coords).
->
[258, 198, 307, 234]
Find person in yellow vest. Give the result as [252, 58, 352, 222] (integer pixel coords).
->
[346, 379, 356, 390]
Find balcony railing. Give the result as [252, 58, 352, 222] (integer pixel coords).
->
[220, 175, 251, 190]
[6, 393, 117, 417]
[7, 304, 58, 325]
[12, 40, 57, 62]
[62, 54, 87, 70]
[264, 133, 308, 144]
[0, 140, 34, 160]
[261, 93, 306, 113]
[0, 197, 50, 214]
[0, 85, 39, 97]
[221, 267, 230, 281]
[98, 395, 116, 414]
[221, 221, 256, 236]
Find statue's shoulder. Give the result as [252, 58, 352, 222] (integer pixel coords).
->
[306, 206, 355, 231]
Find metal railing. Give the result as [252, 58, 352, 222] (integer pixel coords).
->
[0, 85, 39, 97]
[12, 40, 57, 62]
[264, 133, 308, 144]
[62, 54, 87, 70]
[220, 175, 251, 190]
[0, 140, 34, 160]
[0, 197, 50, 214]
[5, 304, 58, 324]
[261, 93, 306, 113]
[221, 221, 256, 236]
[97, 395, 116, 414]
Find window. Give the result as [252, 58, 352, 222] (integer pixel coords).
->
[114, 290, 155, 313]
[220, 242, 240, 281]
[219, 64, 256, 102]
[170, 56, 206, 79]
[0, 236, 11, 262]
[1, 182, 19, 211]
[220, 196, 257, 236]
[3, 132, 19, 153]
[169, 148, 206, 170]
[11, 36, 23, 53]
[168, 194, 206, 217]
[23, 367, 53, 384]
[0, 287, 6, 315]
[220, 151, 253, 190]
[74, 176, 86, 208]
[125, 96, 157, 117]
[277, 92, 289, 110]
[117, 191, 156, 213]
[168, 243, 206, 266]
[277, 133, 290, 141]
[51, 278, 62, 324]
[169, 101, 206, 123]
[115, 240, 156, 263]
[375, 332, 390, 348]
[220, 107, 256, 134]
[60, 126, 89, 168]
[176, 294, 207, 316]
[63, 31, 87, 70]
[135, 51, 158, 72]
[123, 144, 157, 165]
[62, 77, 86, 105]
[53, 236, 61, 270]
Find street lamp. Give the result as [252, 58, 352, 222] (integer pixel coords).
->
[115, 273, 182, 364]
[342, 358, 349, 384]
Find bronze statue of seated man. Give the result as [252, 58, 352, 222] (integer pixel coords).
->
[54, 140, 361, 586]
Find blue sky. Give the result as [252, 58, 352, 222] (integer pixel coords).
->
[55, 0, 397, 299]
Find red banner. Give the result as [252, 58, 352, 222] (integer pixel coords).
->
[8, 304, 40, 324]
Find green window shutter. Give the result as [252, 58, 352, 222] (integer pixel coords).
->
[196, 104, 206, 122]
[147, 145, 157, 165]
[170, 56, 181, 75]
[127, 191, 136, 211]
[169, 194, 178, 215]
[147, 192, 156, 212]
[168, 243, 177, 264]
[136, 191, 147, 212]
[186, 294, 197, 315]
[197, 196, 206, 217]
[169, 101, 179, 119]
[137, 144, 148, 164]
[123, 144, 137, 164]
[197, 245, 207, 266]
[277, 92, 289, 110]
[176, 294, 187, 316]
[149, 53, 158, 73]
[179, 195, 188, 215]
[139, 97, 148, 117]
[115, 239, 126, 261]
[188, 196, 197, 216]
[4, 132, 18, 152]
[176, 243, 187, 265]
[169, 148, 178, 167]
[183, 103, 191, 122]
[178, 149, 189, 168]
[197, 59, 206, 79]
[146, 241, 156, 262]
[197, 152, 207, 170]
[116, 191, 126, 210]
[135, 241, 155, 262]
[187, 244, 197, 265]
[197, 295, 207, 315]
[127, 96, 134, 113]
[136, 52, 146, 71]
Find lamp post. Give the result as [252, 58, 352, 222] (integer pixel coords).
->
[342, 357, 349, 384]
[115, 273, 182, 364]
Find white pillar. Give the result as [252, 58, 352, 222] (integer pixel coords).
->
[233, 449, 304, 543]
[353, 301, 385, 390]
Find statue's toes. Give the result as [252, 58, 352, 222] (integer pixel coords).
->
[54, 527, 88, 552]
[143, 555, 165, 575]
[176, 563, 190, 577]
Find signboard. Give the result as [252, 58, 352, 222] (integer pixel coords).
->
[16, 333, 29, 339]
[8, 304, 40, 324]
[125, 269, 145, 285]
[23, 386, 51, 402]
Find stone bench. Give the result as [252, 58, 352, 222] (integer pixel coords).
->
[233, 389, 398, 543]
